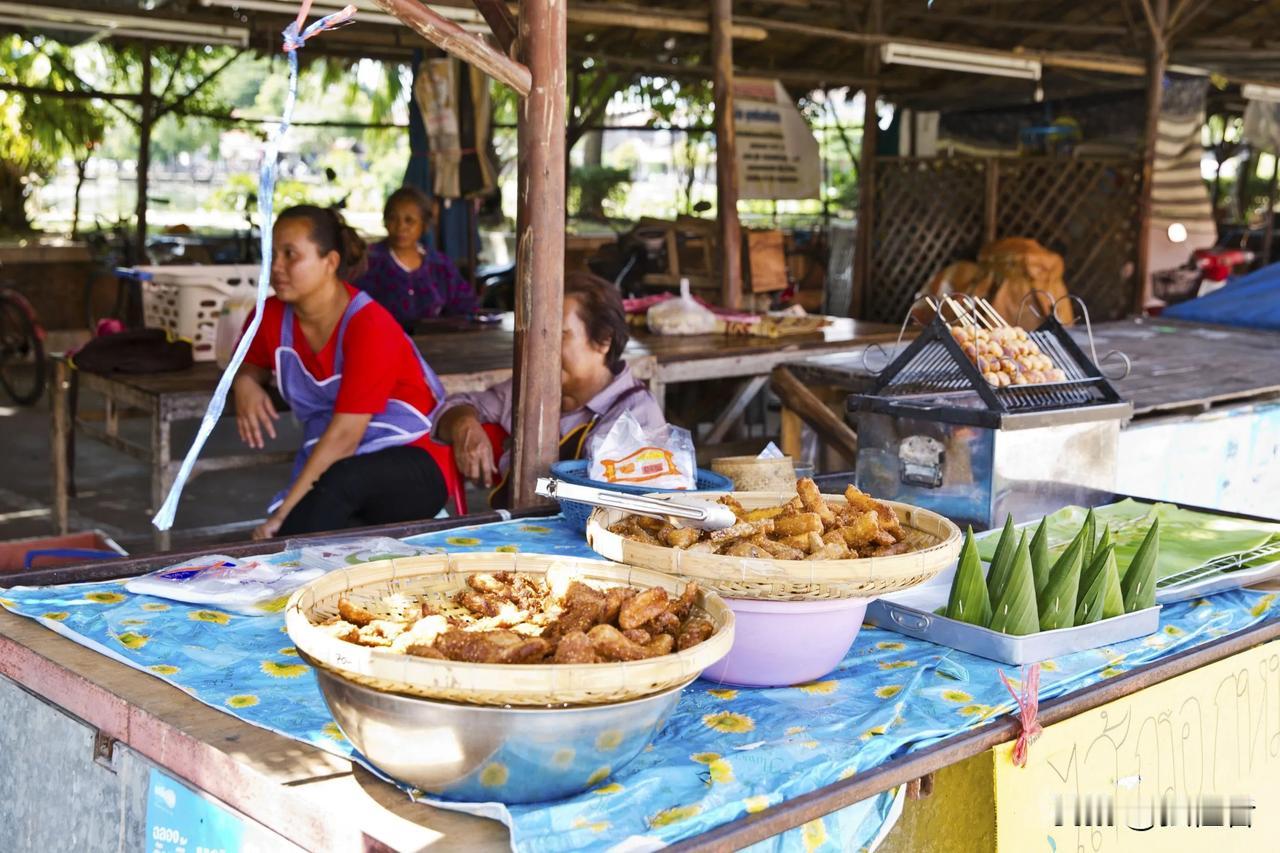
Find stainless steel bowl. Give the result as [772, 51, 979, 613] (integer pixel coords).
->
[313, 665, 691, 804]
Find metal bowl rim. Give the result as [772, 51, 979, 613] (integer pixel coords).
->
[310, 658, 697, 713]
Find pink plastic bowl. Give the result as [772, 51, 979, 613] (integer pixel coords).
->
[698, 596, 871, 688]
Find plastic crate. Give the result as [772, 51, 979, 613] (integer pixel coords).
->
[549, 459, 733, 533]
[124, 264, 261, 361]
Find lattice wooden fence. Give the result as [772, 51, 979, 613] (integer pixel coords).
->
[867, 159, 986, 324]
[995, 159, 1141, 323]
[864, 157, 1142, 324]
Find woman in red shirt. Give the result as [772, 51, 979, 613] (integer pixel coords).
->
[233, 205, 457, 539]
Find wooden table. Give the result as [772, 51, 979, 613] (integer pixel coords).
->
[50, 319, 897, 550]
[625, 318, 897, 443]
[3, 510, 1278, 851]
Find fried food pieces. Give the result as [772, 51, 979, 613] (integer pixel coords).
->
[605, 479, 913, 560]
[319, 570, 711, 665]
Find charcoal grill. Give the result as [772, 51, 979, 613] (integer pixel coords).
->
[849, 309, 1133, 530]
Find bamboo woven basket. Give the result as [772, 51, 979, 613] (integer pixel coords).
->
[286, 552, 735, 707]
[585, 491, 962, 601]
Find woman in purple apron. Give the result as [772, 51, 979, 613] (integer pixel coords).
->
[233, 206, 459, 539]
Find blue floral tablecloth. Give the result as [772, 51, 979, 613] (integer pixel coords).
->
[2, 515, 1276, 852]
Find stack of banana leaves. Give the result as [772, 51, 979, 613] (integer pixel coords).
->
[944, 510, 1159, 636]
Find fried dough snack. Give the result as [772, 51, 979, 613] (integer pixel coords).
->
[605, 478, 915, 560]
[321, 570, 711, 665]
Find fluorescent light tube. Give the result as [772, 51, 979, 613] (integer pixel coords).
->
[881, 42, 1041, 81]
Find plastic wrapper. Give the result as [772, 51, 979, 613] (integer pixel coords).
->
[587, 412, 696, 490]
[646, 279, 717, 336]
[287, 536, 440, 572]
[124, 554, 325, 616]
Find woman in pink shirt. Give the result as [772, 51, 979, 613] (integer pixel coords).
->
[434, 271, 665, 508]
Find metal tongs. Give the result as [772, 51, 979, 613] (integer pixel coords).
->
[535, 478, 738, 531]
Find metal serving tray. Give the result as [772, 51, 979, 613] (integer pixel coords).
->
[865, 580, 1161, 666]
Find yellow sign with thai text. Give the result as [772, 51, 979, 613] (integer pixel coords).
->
[994, 641, 1280, 852]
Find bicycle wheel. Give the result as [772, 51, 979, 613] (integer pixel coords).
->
[0, 293, 46, 405]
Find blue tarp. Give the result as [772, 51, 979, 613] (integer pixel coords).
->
[1164, 260, 1280, 331]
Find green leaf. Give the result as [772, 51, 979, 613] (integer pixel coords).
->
[989, 534, 1039, 635]
[1076, 544, 1124, 625]
[1122, 520, 1160, 613]
[945, 527, 992, 627]
[1080, 509, 1097, 572]
[1030, 517, 1051, 597]
[1096, 523, 1112, 560]
[1039, 528, 1084, 631]
[985, 515, 1019, 602]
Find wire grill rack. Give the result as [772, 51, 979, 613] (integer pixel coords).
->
[864, 312, 1123, 414]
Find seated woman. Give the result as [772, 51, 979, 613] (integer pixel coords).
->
[233, 205, 458, 539]
[435, 271, 664, 508]
[356, 185, 478, 332]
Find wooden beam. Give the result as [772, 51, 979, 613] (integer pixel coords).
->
[891, 12, 1127, 36]
[471, 0, 517, 54]
[567, 51, 876, 90]
[371, 0, 531, 96]
[508, 0, 566, 509]
[561, 3, 768, 41]
[1135, 0, 1169, 316]
[852, 0, 882, 320]
[711, 0, 741, 311]
[735, 16, 1151, 77]
[770, 367, 859, 463]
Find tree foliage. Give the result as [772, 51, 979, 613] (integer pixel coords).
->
[0, 34, 106, 232]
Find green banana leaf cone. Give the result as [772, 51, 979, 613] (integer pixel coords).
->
[1075, 543, 1123, 626]
[985, 515, 1019, 602]
[1039, 527, 1084, 631]
[1122, 519, 1160, 613]
[1030, 517, 1052, 597]
[1080, 508, 1097, 571]
[989, 534, 1039, 635]
[945, 527, 992, 627]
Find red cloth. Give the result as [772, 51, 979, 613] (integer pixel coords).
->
[241, 284, 460, 496]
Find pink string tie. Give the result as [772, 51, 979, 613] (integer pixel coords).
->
[998, 663, 1042, 768]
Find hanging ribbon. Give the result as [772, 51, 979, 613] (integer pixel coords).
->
[998, 663, 1043, 768]
[153, 6, 358, 531]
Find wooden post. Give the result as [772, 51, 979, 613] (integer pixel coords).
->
[51, 358, 71, 536]
[508, 0, 567, 509]
[711, 0, 742, 310]
[1135, 0, 1169, 315]
[135, 44, 153, 264]
[852, 0, 882, 320]
[1263, 163, 1279, 267]
[984, 158, 999, 244]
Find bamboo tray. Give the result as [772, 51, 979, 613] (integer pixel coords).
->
[585, 491, 962, 601]
[286, 552, 735, 707]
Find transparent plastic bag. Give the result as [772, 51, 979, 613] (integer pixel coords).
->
[124, 554, 325, 615]
[287, 536, 440, 572]
[647, 278, 718, 336]
[587, 412, 696, 490]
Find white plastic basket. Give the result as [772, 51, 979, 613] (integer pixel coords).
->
[131, 265, 260, 361]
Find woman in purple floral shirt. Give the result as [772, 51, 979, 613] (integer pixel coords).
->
[355, 186, 478, 331]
